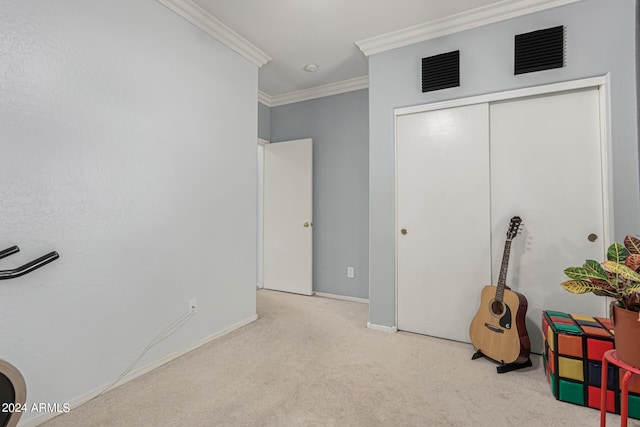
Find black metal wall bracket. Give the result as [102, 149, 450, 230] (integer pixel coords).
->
[0, 245, 59, 280]
[0, 246, 20, 260]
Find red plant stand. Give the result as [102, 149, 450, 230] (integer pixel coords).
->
[601, 349, 640, 427]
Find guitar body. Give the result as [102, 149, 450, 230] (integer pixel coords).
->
[469, 285, 531, 365]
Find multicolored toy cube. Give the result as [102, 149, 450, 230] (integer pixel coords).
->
[542, 310, 640, 419]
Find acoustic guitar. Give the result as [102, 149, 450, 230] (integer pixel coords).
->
[469, 216, 531, 366]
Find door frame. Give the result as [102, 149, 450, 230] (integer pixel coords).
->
[257, 138, 269, 289]
[393, 75, 613, 329]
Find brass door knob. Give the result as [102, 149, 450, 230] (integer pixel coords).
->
[588, 233, 598, 242]
[304, 221, 312, 228]
[401, 229, 407, 235]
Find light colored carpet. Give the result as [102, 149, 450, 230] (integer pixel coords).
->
[41, 289, 634, 426]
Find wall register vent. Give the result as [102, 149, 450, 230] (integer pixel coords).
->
[421, 50, 460, 93]
[514, 26, 565, 75]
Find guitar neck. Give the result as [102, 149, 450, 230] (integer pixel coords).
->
[495, 238, 513, 302]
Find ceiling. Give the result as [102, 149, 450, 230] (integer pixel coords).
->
[190, 0, 508, 98]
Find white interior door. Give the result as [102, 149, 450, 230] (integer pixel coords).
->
[490, 88, 607, 353]
[263, 138, 313, 295]
[396, 104, 492, 342]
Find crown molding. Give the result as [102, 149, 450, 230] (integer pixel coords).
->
[258, 90, 272, 107]
[355, 0, 582, 57]
[261, 76, 369, 107]
[156, 0, 271, 67]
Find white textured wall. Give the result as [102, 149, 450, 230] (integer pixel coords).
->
[0, 0, 257, 423]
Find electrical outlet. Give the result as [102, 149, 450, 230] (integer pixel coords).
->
[347, 267, 355, 279]
[189, 298, 197, 312]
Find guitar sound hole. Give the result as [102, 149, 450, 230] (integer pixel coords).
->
[490, 300, 504, 316]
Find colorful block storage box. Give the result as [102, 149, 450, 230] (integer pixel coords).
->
[542, 310, 640, 419]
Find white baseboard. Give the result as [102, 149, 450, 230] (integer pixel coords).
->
[22, 314, 259, 427]
[313, 292, 369, 304]
[367, 322, 398, 333]
[256, 281, 264, 289]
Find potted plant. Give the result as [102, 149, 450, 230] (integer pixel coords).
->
[561, 235, 640, 369]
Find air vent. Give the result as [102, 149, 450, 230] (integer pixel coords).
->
[514, 26, 564, 75]
[422, 50, 460, 93]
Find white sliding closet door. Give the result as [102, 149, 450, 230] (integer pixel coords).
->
[490, 88, 607, 353]
[397, 104, 492, 342]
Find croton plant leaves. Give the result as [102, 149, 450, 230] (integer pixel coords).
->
[624, 235, 640, 254]
[561, 280, 608, 294]
[602, 260, 640, 282]
[622, 282, 640, 295]
[564, 261, 609, 282]
[626, 254, 640, 272]
[608, 242, 630, 263]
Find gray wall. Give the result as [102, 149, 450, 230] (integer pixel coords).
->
[258, 101, 271, 140]
[271, 90, 369, 299]
[1, 0, 257, 422]
[368, 0, 639, 327]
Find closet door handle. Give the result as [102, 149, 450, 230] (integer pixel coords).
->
[401, 229, 408, 235]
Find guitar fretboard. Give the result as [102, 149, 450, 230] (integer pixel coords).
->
[495, 238, 513, 303]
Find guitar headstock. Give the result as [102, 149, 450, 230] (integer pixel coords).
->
[506, 216, 523, 240]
